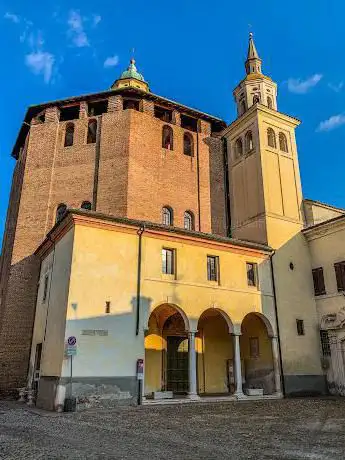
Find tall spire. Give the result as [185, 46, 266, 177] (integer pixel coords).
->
[245, 32, 262, 75]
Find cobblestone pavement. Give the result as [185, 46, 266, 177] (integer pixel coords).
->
[0, 398, 345, 459]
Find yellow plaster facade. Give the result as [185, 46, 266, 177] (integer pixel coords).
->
[304, 216, 345, 394]
[30, 212, 283, 407]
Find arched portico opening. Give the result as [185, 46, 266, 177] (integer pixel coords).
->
[240, 313, 275, 394]
[144, 304, 190, 397]
[197, 308, 234, 395]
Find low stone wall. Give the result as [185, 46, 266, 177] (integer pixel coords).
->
[244, 367, 275, 395]
[284, 375, 327, 396]
[59, 376, 138, 410]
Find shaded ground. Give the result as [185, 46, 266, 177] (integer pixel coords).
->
[0, 398, 345, 459]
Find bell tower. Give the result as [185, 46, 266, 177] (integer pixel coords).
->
[234, 33, 278, 117]
[223, 35, 326, 398]
[224, 33, 303, 248]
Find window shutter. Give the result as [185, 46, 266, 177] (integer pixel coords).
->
[335, 263, 344, 291]
[312, 268, 325, 296]
[319, 269, 326, 294]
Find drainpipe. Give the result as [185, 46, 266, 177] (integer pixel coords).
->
[270, 251, 286, 395]
[196, 127, 201, 231]
[136, 226, 145, 336]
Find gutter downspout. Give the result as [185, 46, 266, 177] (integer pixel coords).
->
[136, 226, 145, 336]
[270, 251, 286, 396]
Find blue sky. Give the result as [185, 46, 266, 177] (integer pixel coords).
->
[1, 0, 345, 243]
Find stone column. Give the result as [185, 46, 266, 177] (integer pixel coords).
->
[187, 331, 199, 399]
[233, 333, 244, 397]
[108, 95, 123, 112]
[271, 336, 283, 396]
[45, 106, 60, 123]
[172, 110, 181, 126]
[79, 101, 88, 119]
[141, 99, 154, 116]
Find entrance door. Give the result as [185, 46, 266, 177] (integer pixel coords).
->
[166, 336, 189, 393]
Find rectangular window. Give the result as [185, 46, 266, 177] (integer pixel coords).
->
[312, 267, 326, 296]
[59, 105, 80, 121]
[88, 100, 108, 117]
[180, 114, 198, 132]
[249, 337, 260, 358]
[334, 261, 345, 291]
[42, 274, 49, 303]
[207, 256, 219, 282]
[154, 105, 172, 123]
[320, 330, 331, 356]
[296, 319, 305, 336]
[246, 262, 258, 287]
[162, 248, 175, 275]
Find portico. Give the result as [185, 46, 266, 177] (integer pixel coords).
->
[144, 304, 282, 401]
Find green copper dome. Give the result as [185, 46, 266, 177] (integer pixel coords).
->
[119, 59, 145, 81]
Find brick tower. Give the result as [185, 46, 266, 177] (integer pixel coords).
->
[0, 59, 225, 392]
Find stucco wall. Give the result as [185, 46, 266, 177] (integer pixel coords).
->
[29, 228, 74, 408]
[273, 232, 325, 394]
[304, 201, 344, 227]
[64, 220, 277, 400]
[305, 221, 345, 319]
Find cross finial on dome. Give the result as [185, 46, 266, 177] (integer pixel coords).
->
[111, 55, 149, 92]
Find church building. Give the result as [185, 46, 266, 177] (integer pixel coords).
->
[1, 34, 345, 410]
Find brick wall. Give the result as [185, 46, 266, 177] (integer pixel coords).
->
[208, 135, 228, 237]
[126, 110, 212, 232]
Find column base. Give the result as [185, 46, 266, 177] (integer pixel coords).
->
[234, 392, 246, 400]
[187, 393, 201, 400]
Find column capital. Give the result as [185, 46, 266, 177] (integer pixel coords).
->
[188, 329, 198, 336]
[232, 324, 242, 336]
[232, 332, 242, 337]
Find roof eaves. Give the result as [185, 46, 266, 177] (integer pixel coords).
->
[65, 208, 273, 253]
[302, 214, 345, 234]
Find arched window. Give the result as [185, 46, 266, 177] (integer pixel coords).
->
[279, 132, 288, 152]
[240, 100, 246, 115]
[56, 203, 67, 223]
[267, 96, 273, 109]
[245, 131, 254, 152]
[162, 206, 173, 226]
[87, 119, 97, 144]
[64, 123, 74, 147]
[81, 201, 92, 210]
[235, 138, 243, 158]
[253, 94, 260, 105]
[162, 125, 173, 150]
[184, 211, 194, 231]
[267, 128, 276, 148]
[183, 133, 193, 156]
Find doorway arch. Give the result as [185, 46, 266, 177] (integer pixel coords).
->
[197, 308, 234, 394]
[144, 303, 190, 396]
[241, 313, 275, 394]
